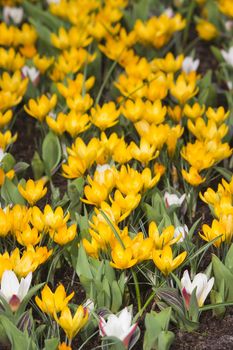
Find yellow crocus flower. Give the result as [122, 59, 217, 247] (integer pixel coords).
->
[43, 205, 70, 230]
[16, 225, 41, 247]
[18, 179, 47, 206]
[152, 245, 187, 276]
[182, 167, 206, 186]
[170, 74, 199, 105]
[46, 113, 66, 135]
[24, 94, 57, 123]
[110, 244, 137, 269]
[196, 20, 218, 41]
[49, 224, 77, 245]
[35, 284, 74, 316]
[200, 220, 225, 248]
[149, 222, 179, 250]
[33, 54, 54, 74]
[90, 102, 120, 130]
[0, 110, 13, 128]
[55, 305, 88, 341]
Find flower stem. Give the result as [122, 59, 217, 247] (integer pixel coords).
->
[131, 269, 141, 312]
[133, 289, 156, 323]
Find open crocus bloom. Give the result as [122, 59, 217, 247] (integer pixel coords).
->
[99, 307, 138, 348]
[164, 192, 186, 208]
[181, 270, 214, 308]
[0, 270, 32, 311]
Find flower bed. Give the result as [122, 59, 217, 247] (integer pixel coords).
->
[0, 0, 233, 349]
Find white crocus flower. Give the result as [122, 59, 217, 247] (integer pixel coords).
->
[22, 66, 40, 84]
[164, 7, 174, 18]
[182, 56, 200, 74]
[164, 192, 186, 208]
[181, 270, 214, 308]
[225, 21, 233, 32]
[83, 299, 94, 313]
[99, 307, 138, 348]
[174, 225, 188, 243]
[221, 47, 233, 67]
[3, 6, 24, 24]
[0, 270, 32, 312]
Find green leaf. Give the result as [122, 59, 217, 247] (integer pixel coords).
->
[111, 281, 123, 313]
[31, 151, 45, 180]
[225, 244, 233, 273]
[157, 331, 175, 350]
[14, 162, 29, 174]
[75, 244, 93, 279]
[215, 167, 232, 181]
[44, 338, 59, 350]
[0, 315, 38, 350]
[42, 132, 61, 177]
[1, 178, 25, 205]
[1, 153, 15, 172]
[212, 254, 233, 301]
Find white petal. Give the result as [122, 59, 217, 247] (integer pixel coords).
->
[192, 273, 207, 301]
[198, 277, 214, 307]
[18, 272, 32, 301]
[118, 307, 132, 331]
[1, 270, 19, 302]
[104, 314, 124, 340]
[181, 270, 193, 294]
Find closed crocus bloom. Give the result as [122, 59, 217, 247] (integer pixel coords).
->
[49, 224, 77, 245]
[30, 206, 44, 232]
[200, 219, 226, 247]
[206, 106, 229, 124]
[135, 121, 169, 148]
[183, 102, 205, 119]
[164, 192, 186, 208]
[24, 94, 57, 123]
[196, 20, 218, 41]
[44, 205, 70, 230]
[46, 113, 66, 135]
[129, 138, 158, 165]
[0, 110, 13, 128]
[10, 204, 30, 233]
[112, 190, 141, 213]
[55, 305, 88, 341]
[182, 167, 206, 186]
[166, 125, 184, 157]
[181, 270, 214, 308]
[116, 165, 143, 195]
[33, 54, 54, 74]
[0, 130, 17, 150]
[22, 66, 40, 85]
[174, 225, 189, 243]
[110, 244, 137, 269]
[0, 270, 32, 312]
[149, 221, 178, 249]
[3, 6, 24, 24]
[35, 284, 74, 316]
[0, 208, 11, 237]
[18, 179, 47, 206]
[90, 102, 120, 130]
[99, 307, 138, 348]
[16, 225, 41, 246]
[182, 56, 200, 74]
[89, 222, 115, 250]
[112, 138, 132, 164]
[170, 74, 199, 105]
[0, 252, 13, 279]
[82, 178, 109, 207]
[66, 93, 93, 113]
[65, 111, 90, 138]
[121, 98, 145, 122]
[167, 105, 182, 123]
[152, 245, 187, 276]
[152, 53, 184, 73]
[147, 72, 168, 101]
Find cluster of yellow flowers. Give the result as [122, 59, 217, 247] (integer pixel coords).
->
[200, 176, 233, 247]
[36, 284, 88, 343]
[0, 202, 77, 278]
[182, 106, 232, 186]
